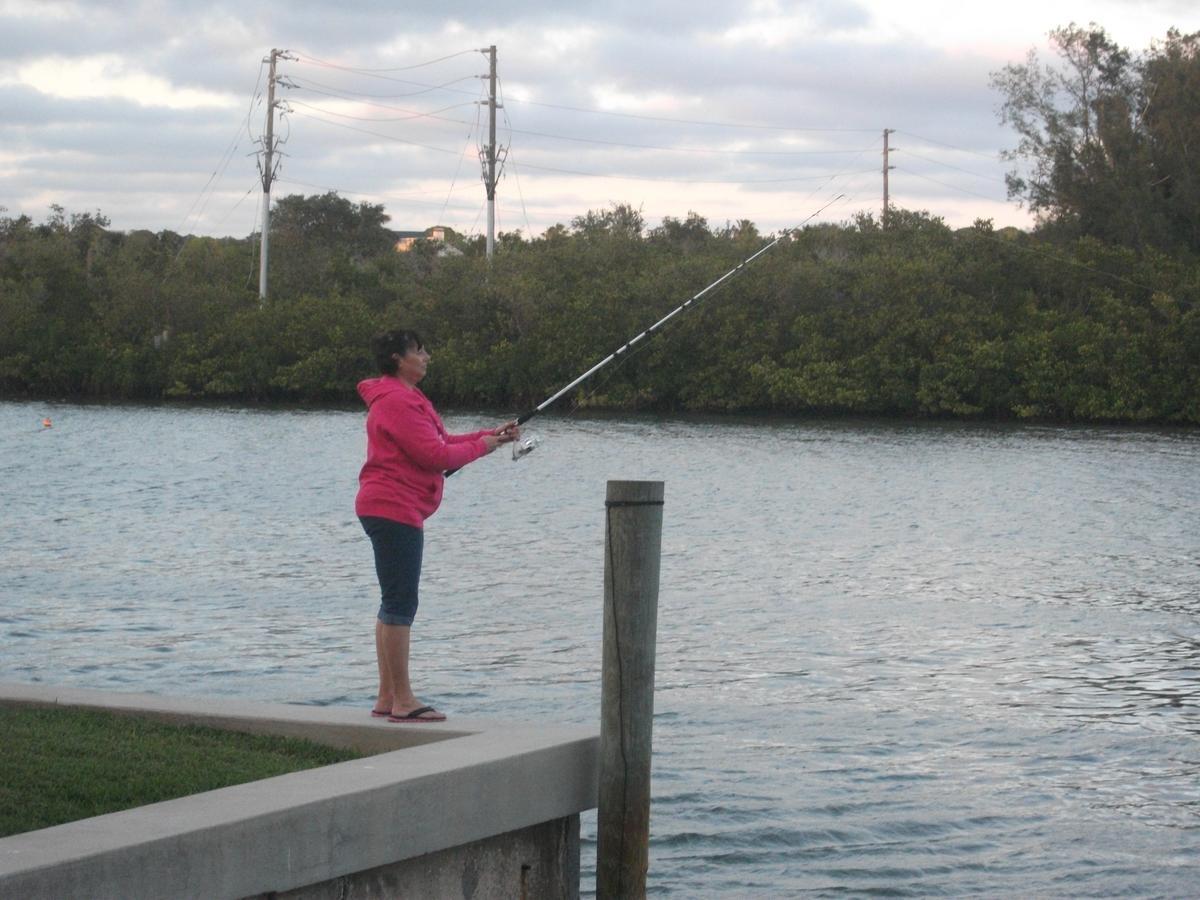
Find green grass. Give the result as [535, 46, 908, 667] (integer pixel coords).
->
[0, 705, 364, 838]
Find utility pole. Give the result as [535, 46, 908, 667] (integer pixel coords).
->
[882, 128, 895, 228]
[258, 48, 289, 303]
[481, 45, 500, 259]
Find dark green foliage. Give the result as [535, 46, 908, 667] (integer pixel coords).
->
[1, 195, 1197, 423]
[267, 192, 397, 300]
[992, 25, 1200, 255]
[0, 705, 362, 837]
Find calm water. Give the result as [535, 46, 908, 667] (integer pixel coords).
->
[2, 400, 1199, 896]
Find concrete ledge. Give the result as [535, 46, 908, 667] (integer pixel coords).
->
[0, 682, 599, 900]
[265, 815, 580, 900]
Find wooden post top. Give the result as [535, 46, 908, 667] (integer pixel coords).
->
[605, 480, 665, 505]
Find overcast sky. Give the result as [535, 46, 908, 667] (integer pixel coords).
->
[1, 0, 1192, 240]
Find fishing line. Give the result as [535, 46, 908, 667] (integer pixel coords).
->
[519, 193, 845, 420]
[556, 267, 729, 419]
[450, 192, 847, 472]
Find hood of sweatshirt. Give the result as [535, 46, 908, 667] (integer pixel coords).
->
[357, 376, 409, 408]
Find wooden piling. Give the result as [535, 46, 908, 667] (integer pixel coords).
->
[596, 480, 664, 900]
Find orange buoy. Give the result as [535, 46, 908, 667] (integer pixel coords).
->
[42, 417, 52, 428]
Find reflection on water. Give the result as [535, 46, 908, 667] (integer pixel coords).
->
[2, 401, 1199, 896]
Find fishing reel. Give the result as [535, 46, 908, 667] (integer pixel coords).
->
[512, 434, 542, 461]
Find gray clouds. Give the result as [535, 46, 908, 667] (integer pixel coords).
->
[1, 0, 1190, 236]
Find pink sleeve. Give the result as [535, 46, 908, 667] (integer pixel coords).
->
[379, 394, 488, 471]
[447, 428, 493, 444]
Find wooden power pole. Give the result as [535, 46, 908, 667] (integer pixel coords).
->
[258, 48, 288, 302]
[882, 128, 895, 228]
[482, 45, 500, 259]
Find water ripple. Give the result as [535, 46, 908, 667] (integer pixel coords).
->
[2, 403, 1199, 896]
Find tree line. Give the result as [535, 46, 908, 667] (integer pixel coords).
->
[993, 25, 1200, 255]
[1, 24, 1196, 424]
[2, 198, 1196, 424]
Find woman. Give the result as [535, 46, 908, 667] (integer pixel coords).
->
[356, 329, 518, 722]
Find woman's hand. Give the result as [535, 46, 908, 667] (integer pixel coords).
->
[492, 421, 521, 444]
[480, 421, 520, 454]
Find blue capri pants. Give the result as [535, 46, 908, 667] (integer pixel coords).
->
[359, 516, 423, 626]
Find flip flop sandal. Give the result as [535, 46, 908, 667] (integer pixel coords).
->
[387, 705, 445, 723]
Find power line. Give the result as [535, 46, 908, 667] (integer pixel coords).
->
[498, 79, 533, 237]
[792, 144, 878, 218]
[512, 160, 881, 185]
[284, 62, 492, 234]
[292, 80, 882, 157]
[507, 159, 534, 237]
[895, 166, 1006, 203]
[291, 59, 880, 226]
[209, 182, 259, 230]
[291, 48, 479, 73]
[273, 176, 482, 236]
[900, 147, 1008, 185]
[176, 125, 243, 234]
[245, 60, 267, 141]
[291, 53, 884, 136]
[258, 49, 1032, 241]
[175, 61, 266, 235]
[274, 177, 480, 213]
[489, 123, 878, 157]
[437, 104, 485, 227]
[502, 96, 882, 133]
[288, 96, 477, 125]
[894, 130, 1001, 161]
[288, 73, 479, 100]
[287, 108, 465, 156]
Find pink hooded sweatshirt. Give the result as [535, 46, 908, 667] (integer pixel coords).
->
[355, 376, 491, 528]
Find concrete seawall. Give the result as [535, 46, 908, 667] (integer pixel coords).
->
[0, 682, 599, 899]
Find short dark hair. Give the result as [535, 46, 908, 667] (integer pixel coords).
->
[370, 329, 424, 375]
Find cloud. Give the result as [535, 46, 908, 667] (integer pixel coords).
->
[15, 54, 233, 108]
[13, 0, 1184, 237]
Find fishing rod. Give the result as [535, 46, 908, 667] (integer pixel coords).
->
[457, 194, 846, 469]
[523, 237, 778, 421]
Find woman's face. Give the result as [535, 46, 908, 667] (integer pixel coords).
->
[395, 344, 431, 384]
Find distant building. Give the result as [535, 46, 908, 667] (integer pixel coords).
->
[393, 230, 425, 251]
[393, 226, 460, 255]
